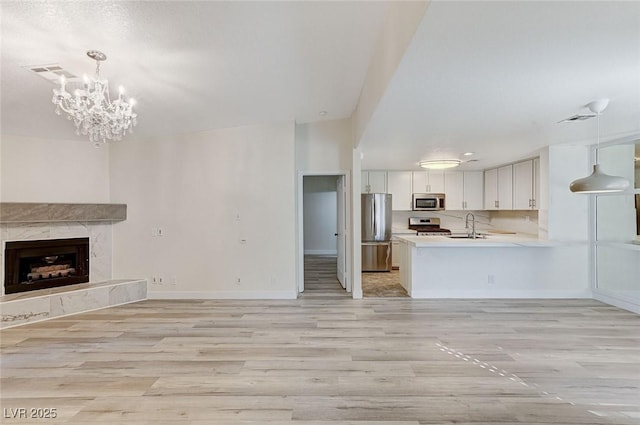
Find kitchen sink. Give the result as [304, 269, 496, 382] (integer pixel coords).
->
[448, 233, 488, 239]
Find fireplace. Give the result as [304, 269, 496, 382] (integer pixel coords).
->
[4, 238, 89, 294]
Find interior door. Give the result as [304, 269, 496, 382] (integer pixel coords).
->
[336, 175, 347, 288]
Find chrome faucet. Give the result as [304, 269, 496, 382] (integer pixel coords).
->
[465, 212, 477, 239]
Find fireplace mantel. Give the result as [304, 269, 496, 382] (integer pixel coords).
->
[0, 203, 127, 223]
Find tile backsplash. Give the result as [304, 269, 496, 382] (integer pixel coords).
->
[393, 209, 539, 235]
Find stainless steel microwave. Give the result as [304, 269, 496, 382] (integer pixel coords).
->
[412, 193, 445, 211]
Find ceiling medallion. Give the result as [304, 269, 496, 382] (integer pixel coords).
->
[52, 50, 137, 146]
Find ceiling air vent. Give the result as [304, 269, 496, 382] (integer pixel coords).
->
[558, 113, 596, 123]
[27, 64, 77, 84]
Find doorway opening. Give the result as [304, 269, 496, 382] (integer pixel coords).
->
[297, 173, 350, 298]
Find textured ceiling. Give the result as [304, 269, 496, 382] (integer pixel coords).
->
[1, 1, 388, 140]
[360, 0, 640, 170]
[2, 1, 639, 171]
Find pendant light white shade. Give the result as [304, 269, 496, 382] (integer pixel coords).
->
[569, 99, 631, 194]
[569, 164, 630, 193]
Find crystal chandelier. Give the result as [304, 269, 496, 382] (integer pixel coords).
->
[52, 50, 137, 146]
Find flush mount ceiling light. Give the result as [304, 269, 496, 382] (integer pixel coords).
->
[419, 159, 461, 170]
[52, 50, 137, 146]
[569, 99, 630, 194]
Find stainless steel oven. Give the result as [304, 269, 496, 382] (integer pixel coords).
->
[412, 193, 445, 211]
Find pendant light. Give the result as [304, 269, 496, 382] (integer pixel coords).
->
[569, 99, 630, 193]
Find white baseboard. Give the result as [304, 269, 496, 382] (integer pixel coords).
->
[410, 289, 593, 299]
[304, 250, 337, 256]
[148, 290, 297, 300]
[593, 290, 640, 314]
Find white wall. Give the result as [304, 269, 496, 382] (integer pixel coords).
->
[352, 1, 429, 146]
[295, 118, 359, 296]
[109, 122, 297, 299]
[295, 118, 353, 172]
[1, 135, 110, 202]
[303, 176, 338, 255]
[0, 135, 114, 293]
[548, 144, 590, 241]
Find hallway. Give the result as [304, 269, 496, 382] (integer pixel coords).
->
[300, 255, 349, 299]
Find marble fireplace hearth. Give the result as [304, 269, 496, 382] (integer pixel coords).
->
[0, 279, 147, 328]
[0, 202, 146, 328]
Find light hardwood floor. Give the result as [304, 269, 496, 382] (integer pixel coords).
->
[1, 291, 638, 423]
[300, 255, 349, 299]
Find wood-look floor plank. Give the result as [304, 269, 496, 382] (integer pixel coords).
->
[1, 261, 638, 424]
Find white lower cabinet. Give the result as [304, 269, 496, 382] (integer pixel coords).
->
[391, 240, 400, 269]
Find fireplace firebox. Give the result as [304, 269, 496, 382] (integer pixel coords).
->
[4, 238, 89, 294]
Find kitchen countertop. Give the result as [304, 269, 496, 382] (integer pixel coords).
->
[396, 233, 558, 247]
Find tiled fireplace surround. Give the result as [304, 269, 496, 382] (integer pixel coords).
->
[0, 203, 147, 328]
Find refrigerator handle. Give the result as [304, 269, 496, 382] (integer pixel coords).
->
[369, 196, 376, 235]
[372, 196, 377, 236]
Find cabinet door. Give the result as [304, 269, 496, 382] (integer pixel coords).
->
[484, 168, 498, 210]
[412, 171, 428, 193]
[428, 171, 445, 193]
[391, 240, 400, 269]
[368, 171, 387, 193]
[497, 165, 513, 210]
[533, 158, 540, 210]
[463, 171, 484, 210]
[444, 171, 464, 210]
[513, 160, 534, 210]
[387, 171, 413, 211]
[361, 172, 370, 193]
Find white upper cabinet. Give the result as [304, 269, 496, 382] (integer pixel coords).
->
[513, 159, 540, 210]
[497, 165, 513, 210]
[361, 171, 387, 193]
[485, 165, 513, 210]
[444, 171, 464, 210]
[445, 171, 484, 210]
[366, 159, 538, 211]
[412, 170, 444, 193]
[387, 171, 413, 211]
[484, 168, 498, 210]
[533, 157, 540, 210]
[463, 171, 484, 210]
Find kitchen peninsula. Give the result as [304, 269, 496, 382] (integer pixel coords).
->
[395, 234, 588, 299]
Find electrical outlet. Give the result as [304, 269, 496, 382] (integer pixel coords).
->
[151, 228, 164, 237]
[236, 277, 241, 285]
[157, 276, 164, 285]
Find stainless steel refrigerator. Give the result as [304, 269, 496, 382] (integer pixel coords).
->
[361, 193, 392, 272]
